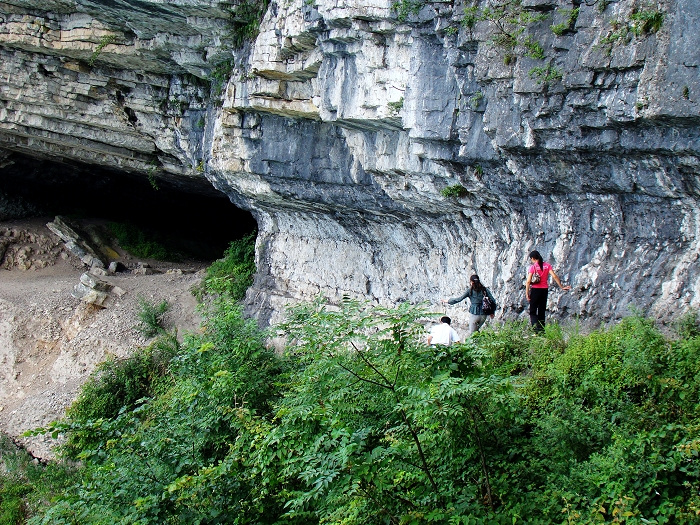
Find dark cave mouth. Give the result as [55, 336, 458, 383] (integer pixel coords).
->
[0, 153, 257, 262]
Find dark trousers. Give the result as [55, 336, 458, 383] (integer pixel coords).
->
[529, 287, 549, 333]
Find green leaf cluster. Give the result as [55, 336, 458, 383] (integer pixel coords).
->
[226, 0, 271, 47]
[599, 8, 664, 52]
[629, 9, 664, 35]
[16, 299, 700, 524]
[196, 232, 257, 301]
[392, 0, 424, 22]
[466, 0, 548, 54]
[529, 64, 563, 84]
[108, 221, 178, 261]
[441, 184, 469, 198]
[136, 296, 170, 337]
[551, 7, 580, 36]
[0, 433, 78, 524]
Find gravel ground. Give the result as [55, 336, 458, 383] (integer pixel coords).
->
[0, 218, 208, 459]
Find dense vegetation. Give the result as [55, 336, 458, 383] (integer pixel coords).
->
[1, 234, 699, 524]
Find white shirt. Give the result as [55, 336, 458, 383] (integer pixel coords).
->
[429, 323, 460, 346]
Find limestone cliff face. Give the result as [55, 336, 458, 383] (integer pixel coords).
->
[1, 0, 699, 329]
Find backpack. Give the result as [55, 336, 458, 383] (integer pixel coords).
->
[482, 294, 495, 315]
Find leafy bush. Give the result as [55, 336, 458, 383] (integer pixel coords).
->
[227, 0, 271, 47]
[551, 7, 579, 36]
[529, 64, 562, 84]
[135, 296, 170, 337]
[441, 184, 469, 198]
[197, 232, 256, 301]
[392, 0, 423, 22]
[107, 222, 175, 261]
[0, 434, 77, 525]
[387, 97, 404, 116]
[27, 299, 283, 525]
[629, 9, 664, 35]
[55, 333, 180, 457]
[23, 299, 700, 524]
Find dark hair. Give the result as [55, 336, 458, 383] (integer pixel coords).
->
[470, 274, 485, 293]
[529, 250, 544, 270]
[440, 316, 451, 325]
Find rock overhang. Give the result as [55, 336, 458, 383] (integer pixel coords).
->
[0, 0, 699, 329]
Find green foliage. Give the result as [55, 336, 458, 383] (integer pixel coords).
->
[52, 333, 180, 456]
[88, 35, 116, 66]
[273, 298, 518, 523]
[441, 184, 469, 198]
[387, 97, 404, 116]
[108, 222, 177, 261]
[523, 35, 545, 59]
[226, 0, 271, 47]
[392, 0, 423, 22]
[551, 7, 579, 36]
[477, 0, 548, 52]
[599, 8, 665, 52]
[210, 59, 235, 98]
[0, 434, 77, 524]
[197, 232, 257, 301]
[461, 6, 480, 30]
[146, 163, 160, 191]
[136, 296, 170, 337]
[529, 64, 562, 84]
[672, 309, 700, 338]
[28, 300, 283, 525]
[23, 297, 700, 524]
[444, 25, 459, 36]
[629, 9, 664, 35]
[469, 91, 484, 110]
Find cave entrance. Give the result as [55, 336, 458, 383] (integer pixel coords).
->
[0, 153, 257, 263]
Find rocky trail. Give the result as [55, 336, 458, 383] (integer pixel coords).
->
[0, 218, 208, 459]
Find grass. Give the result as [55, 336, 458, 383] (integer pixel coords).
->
[441, 184, 468, 198]
[135, 296, 170, 338]
[107, 222, 179, 261]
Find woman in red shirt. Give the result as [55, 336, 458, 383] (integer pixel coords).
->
[526, 250, 571, 333]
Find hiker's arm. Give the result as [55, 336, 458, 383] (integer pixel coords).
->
[550, 270, 571, 291]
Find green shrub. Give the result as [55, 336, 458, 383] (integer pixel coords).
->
[227, 0, 271, 47]
[550, 7, 579, 36]
[107, 222, 175, 261]
[56, 333, 180, 457]
[198, 232, 256, 300]
[529, 64, 562, 84]
[392, 0, 423, 22]
[29, 300, 283, 524]
[387, 97, 404, 115]
[441, 184, 469, 198]
[135, 296, 170, 337]
[629, 9, 664, 35]
[25, 303, 700, 524]
[88, 34, 116, 67]
[0, 434, 77, 524]
[210, 59, 235, 98]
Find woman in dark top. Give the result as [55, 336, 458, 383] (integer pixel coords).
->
[526, 250, 571, 333]
[443, 274, 498, 335]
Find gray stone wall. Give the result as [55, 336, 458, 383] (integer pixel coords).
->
[0, 0, 698, 330]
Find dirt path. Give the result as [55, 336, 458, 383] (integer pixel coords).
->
[0, 218, 208, 459]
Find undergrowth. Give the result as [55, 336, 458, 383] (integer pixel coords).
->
[9, 239, 700, 525]
[135, 296, 170, 337]
[107, 221, 179, 261]
[192, 232, 256, 301]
